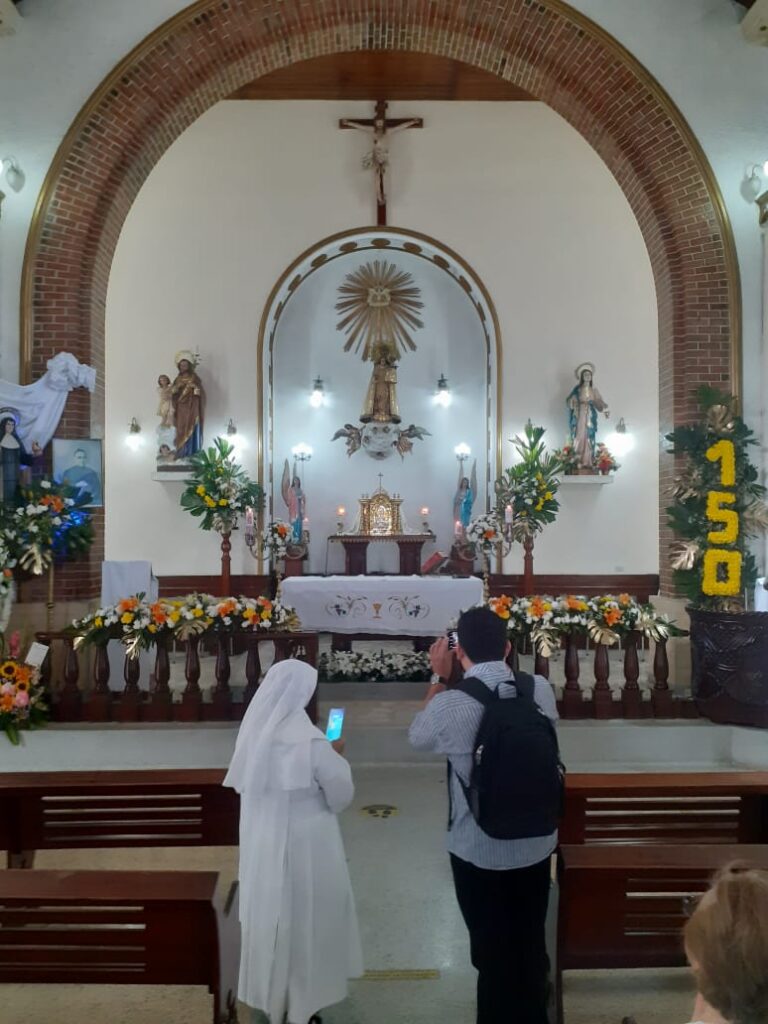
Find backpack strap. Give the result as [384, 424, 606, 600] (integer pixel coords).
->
[512, 670, 536, 703]
[455, 676, 496, 706]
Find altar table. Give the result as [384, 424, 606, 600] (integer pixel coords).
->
[329, 533, 434, 575]
[281, 574, 484, 636]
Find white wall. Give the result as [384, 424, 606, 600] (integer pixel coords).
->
[105, 100, 657, 576]
[0, 1, 766, 431]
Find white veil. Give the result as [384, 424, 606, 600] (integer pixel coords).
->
[223, 658, 325, 1015]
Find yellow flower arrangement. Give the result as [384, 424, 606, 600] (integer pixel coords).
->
[702, 548, 742, 597]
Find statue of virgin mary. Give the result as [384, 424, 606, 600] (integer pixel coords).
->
[567, 363, 609, 469]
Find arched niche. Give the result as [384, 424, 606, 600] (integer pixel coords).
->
[259, 228, 501, 572]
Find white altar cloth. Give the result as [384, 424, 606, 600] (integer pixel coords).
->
[281, 575, 484, 636]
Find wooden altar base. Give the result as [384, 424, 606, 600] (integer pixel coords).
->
[330, 533, 434, 575]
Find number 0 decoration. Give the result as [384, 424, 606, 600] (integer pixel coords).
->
[703, 440, 741, 596]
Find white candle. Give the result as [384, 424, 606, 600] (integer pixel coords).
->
[504, 504, 513, 524]
[245, 506, 254, 530]
[454, 519, 462, 537]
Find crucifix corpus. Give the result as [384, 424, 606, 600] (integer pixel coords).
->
[339, 100, 423, 226]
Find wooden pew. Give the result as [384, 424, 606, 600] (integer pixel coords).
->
[4, 768, 768, 868]
[0, 769, 238, 868]
[560, 771, 768, 846]
[556, 843, 768, 1024]
[0, 869, 239, 1023]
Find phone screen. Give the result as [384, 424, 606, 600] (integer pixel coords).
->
[326, 707, 345, 741]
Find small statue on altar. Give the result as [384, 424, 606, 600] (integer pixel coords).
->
[360, 341, 401, 424]
[452, 460, 477, 538]
[567, 363, 609, 470]
[281, 459, 306, 543]
[170, 351, 205, 461]
[0, 412, 41, 506]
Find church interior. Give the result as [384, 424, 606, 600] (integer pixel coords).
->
[2, 1, 768, 1022]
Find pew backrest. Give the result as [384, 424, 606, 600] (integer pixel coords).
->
[561, 772, 768, 846]
[0, 868, 239, 1023]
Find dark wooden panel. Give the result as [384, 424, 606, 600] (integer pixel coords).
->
[229, 51, 533, 101]
[488, 574, 660, 601]
[157, 574, 270, 597]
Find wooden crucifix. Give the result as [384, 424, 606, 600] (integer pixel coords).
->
[339, 100, 423, 226]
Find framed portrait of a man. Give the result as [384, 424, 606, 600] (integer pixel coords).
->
[52, 438, 103, 507]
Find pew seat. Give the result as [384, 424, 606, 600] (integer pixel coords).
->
[0, 868, 239, 1024]
[556, 843, 768, 1024]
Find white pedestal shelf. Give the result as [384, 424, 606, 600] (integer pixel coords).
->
[560, 474, 615, 485]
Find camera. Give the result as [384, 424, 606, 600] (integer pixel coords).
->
[446, 629, 458, 650]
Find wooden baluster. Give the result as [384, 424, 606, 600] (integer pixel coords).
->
[57, 639, 82, 721]
[593, 642, 613, 718]
[146, 639, 173, 721]
[621, 630, 643, 718]
[507, 638, 520, 674]
[651, 637, 675, 717]
[86, 644, 112, 721]
[533, 649, 550, 680]
[212, 634, 233, 719]
[179, 635, 203, 721]
[561, 634, 583, 718]
[243, 636, 262, 709]
[116, 650, 142, 722]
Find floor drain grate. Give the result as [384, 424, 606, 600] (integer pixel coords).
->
[363, 969, 440, 981]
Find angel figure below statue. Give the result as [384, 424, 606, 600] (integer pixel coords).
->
[567, 362, 609, 470]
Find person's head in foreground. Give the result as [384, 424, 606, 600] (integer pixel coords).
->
[684, 862, 768, 1024]
[456, 605, 511, 669]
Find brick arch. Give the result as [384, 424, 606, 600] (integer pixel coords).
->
[21, 0, 740, 597]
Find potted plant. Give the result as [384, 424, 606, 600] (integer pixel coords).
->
[667, 387, 768, 726]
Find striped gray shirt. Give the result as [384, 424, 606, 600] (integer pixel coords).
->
[408, 660, 559, 870]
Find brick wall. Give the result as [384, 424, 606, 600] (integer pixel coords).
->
[23, 0, 739, 600]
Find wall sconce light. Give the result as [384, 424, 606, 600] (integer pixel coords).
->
[434, 374, 452, 407]
[125, 417, 142, 451]
[292, 443, 313, 463]
[745, 164, 765, 202]
[310, 377, 325, 408]
[226, 418, 237, 435]
[454, 443, 471, 472]
[606, 417, 634, 457]
[0, 156, 24, 193]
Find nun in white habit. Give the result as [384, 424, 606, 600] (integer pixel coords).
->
[224, 659, 362, 1023]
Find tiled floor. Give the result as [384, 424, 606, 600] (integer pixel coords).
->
[1, 765, 696, 1024]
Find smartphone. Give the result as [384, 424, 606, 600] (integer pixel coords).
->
[326, 707, 345, 742]
[446, 629, 458, 650]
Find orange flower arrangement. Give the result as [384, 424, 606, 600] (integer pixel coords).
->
[603, 607, 623, 627]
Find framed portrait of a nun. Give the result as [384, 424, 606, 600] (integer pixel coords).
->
[52, 438, 103, 507]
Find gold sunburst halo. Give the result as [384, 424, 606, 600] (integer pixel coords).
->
[336, 260, 423, 361]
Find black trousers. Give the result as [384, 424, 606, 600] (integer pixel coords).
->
[450, 853, 551, 1024]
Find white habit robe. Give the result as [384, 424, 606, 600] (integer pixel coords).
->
[224, 660, 362, 1023]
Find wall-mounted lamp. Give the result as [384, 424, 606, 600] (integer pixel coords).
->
[454, 443, 471, 472]
[226, 418, 237, 435]
[0, 156, 24, 193]
[310, 377, 325, 408]
[125, 417, 142, 451]
[606, 417, 634, 457]
[434, 374, 452, 407]
[292, 443, 313, 463]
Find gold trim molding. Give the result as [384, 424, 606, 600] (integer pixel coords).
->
[20, 0, 741, 398]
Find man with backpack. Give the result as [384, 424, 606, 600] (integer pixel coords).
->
[408, 605, 561, 1024]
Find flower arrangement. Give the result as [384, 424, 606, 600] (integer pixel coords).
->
[262, 520, 292, 560]
[488, 592, 677, 657]
[666, 388, 768, 611]
[552, 444, 580, 475]
[0, 656, 47, 745]
[73, 591, 299, 654]
[595, 443, 619, 474]
[318, 649, 431, 682]
[180, 437, 263, 534]
[3, 479, 93, 575]
[495, 422, 563, 541]
[466, 511, 503, 553]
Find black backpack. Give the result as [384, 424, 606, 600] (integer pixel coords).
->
[450, 672, 565, 841]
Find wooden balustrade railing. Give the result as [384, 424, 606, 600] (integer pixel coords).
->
[507, 632, 697, 719]
[36, 631, 320, 724]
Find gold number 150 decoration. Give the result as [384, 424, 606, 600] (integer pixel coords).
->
[702, 439, 741, 596]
